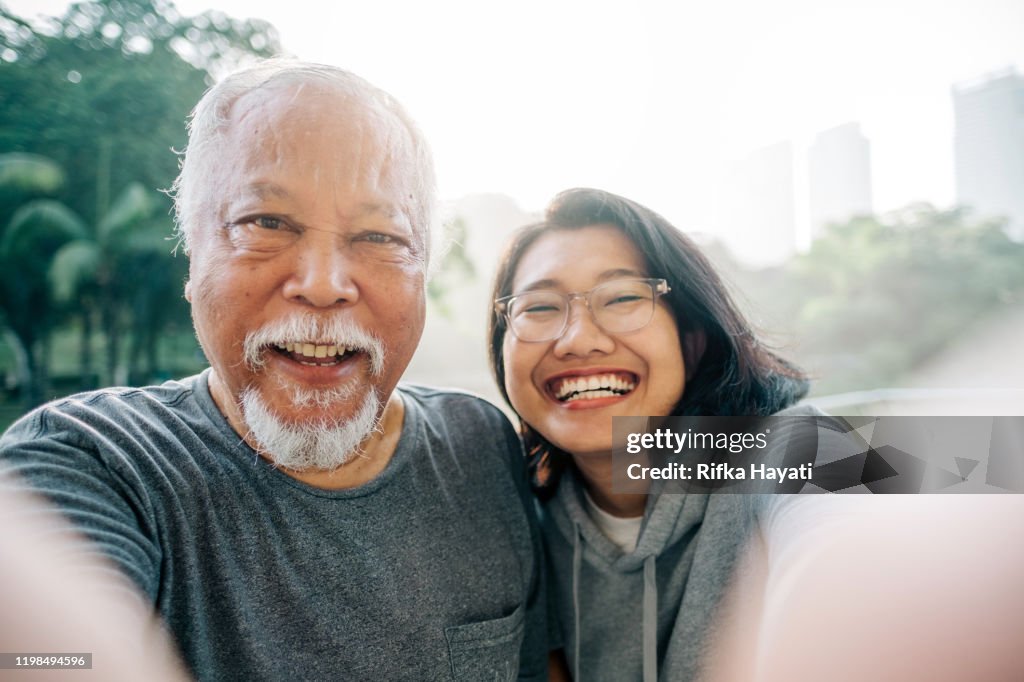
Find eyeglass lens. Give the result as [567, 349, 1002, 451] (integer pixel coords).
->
[507, 279, 659, 341]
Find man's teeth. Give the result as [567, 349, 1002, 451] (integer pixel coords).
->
[275, 343, 348, 358]
[554, 374, 636, 401]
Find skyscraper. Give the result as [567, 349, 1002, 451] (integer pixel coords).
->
[953, 69, 1024, 240]
[807, 122, 873, 239]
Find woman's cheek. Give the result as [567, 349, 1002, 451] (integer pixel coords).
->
[503, 339, 542, 420]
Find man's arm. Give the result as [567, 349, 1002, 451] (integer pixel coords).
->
[0, 404, 163, 600]
[492, 411, 552, 682]
[0, 472, 186, 680]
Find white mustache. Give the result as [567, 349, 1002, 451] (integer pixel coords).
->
[242, 314, 386, 376]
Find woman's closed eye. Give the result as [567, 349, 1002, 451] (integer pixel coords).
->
[606, 294, 645, 305]
[524, 302, 563, 314]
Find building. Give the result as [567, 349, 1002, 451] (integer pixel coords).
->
[807, 122, 873, 239]
[953, 69, 1024, 240]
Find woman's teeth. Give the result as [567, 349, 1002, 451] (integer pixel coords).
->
[553, 374, 636, 402]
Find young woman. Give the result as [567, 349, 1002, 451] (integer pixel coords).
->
[488, 188, 809, 681]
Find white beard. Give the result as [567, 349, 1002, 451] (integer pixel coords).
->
[240, 385, 382, 471]
[234, 312, 389, 470]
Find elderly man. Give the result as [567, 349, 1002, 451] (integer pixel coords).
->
[0, 61, 546, 680]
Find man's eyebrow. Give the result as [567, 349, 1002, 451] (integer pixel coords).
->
[241, 185, 402, 219]
[243, 182, 291, 200]
[355, 201, 402, 219]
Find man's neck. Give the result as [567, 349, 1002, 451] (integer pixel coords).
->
[283, 393, 405, 490]
[207, 371, 406, 490]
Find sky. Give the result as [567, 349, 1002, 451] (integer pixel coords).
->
[9, 0, 1024, 242]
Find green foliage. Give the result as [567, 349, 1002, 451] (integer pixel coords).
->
[0, 0, 280, 407]
[0, 198, 89, 350]
[49, 239, 102, 303]
[1, 199, 89, 256]
[0, 153, 64, 197]
[0, 0, 280, 228]
[427, 217, 479, 318]
[0, 150, 74, 404]
[737, 205, 1024, 394]
[98, 181, 152, 241]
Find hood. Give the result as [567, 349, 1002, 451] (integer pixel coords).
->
[547, 471, 711, 682]
[549, 467, 710, 573]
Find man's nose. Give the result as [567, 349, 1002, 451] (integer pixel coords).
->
[281, 238, 359, 308]
[552, 301, 615, 358]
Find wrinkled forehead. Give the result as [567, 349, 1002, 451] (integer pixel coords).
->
[199, 81, 421, 234]
[223, 80, 413, 170]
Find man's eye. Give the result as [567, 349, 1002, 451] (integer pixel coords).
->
[225, 216, 297, 252]
[253, 217, 282, 230]
[360, 232, 396, 244]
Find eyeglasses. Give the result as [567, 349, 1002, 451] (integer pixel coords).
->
[495, 278, 671, 343]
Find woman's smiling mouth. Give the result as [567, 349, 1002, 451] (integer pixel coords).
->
[547, 371, 638, 403]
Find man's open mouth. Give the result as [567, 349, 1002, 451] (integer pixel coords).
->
[268, 342, 362, 367]
[547, 372, 637, 403]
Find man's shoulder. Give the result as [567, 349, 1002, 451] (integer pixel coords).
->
[1, 374, 207, 445]
[395, 384, 525, 474]
[398, 383, 513, 429]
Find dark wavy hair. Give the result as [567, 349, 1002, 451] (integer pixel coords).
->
[488, 188, 808, 497]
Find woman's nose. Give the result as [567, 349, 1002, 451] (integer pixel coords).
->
[551, 300, 615, 358]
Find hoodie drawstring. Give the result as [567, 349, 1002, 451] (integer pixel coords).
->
[573, 521, 658, 682]
[572, 522, 583, 682]
[642, 554, 658, 682]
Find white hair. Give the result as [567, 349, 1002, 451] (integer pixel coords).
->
[235, 313, 388, 470]
[241, 312, 386, 378]
[240, 384, 381, 471]
[170, 58, 437, 266]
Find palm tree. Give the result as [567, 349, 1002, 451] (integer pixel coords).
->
[48, 181, 179, 387]
[0, 153, 87, 406]
[2, 152, 183, 406]
[0, 153, 64, 196]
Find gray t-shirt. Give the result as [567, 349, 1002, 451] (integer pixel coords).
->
[0, 372, 546, 681]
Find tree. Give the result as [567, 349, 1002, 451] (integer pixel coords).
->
[48, 181, 184, 388]
[0, 171, 89, 405]
[0, 0, 282, 406]
[427, 217, 479, 319]
[752, 205, 1024, 394]
[0, 153, 70, 403]
[1, 0, 280, 229]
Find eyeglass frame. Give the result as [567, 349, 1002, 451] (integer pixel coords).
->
[494, 277, 672, 343]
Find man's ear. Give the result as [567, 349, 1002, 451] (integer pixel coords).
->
[184, 280, 193, 303]
[682, 329, 707, 383]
